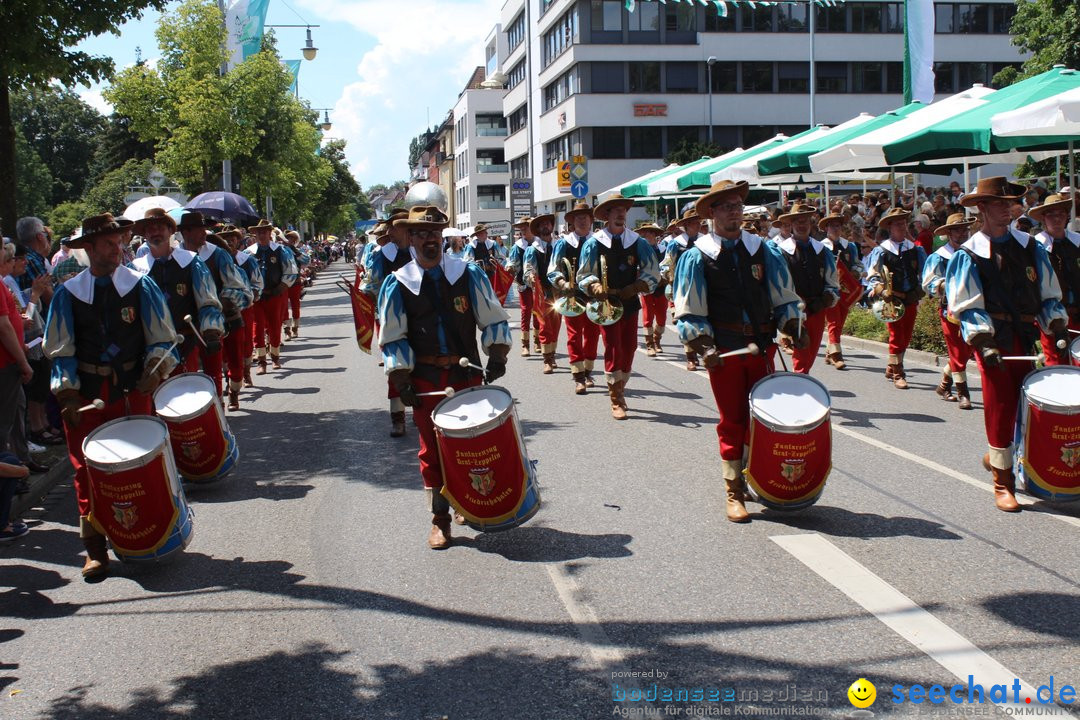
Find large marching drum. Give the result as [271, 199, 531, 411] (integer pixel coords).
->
[745, 373, 832, 511]
[154, 372, 239, 483]
[432, 385, 540, 532]
[1015, 366, 1080, 503]
[82, 416, 194, 563]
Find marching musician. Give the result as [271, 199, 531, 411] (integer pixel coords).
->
[922, 212, 975, 409]
[462, 223, 504, 284]
[773, 203, 839, 373]
[377, 206, 511, 549]
[673, 180, 803, 523]
[506, 216, 541, 357]
[663, 208, 704, 370]
[1029, 194, 1080, 365]
[946, 178, 1068, 512]
[523, 214, 562, 375]
[283, 231, 310, 340]
[577, 194, 660, 420]
[130, 208, 224, 373]
[245, 220, 298, 374]
[205, 226, 260, 409]
[44, 213, 180, 579]
[865, 207, 927, 389]
[549, 201, 601, 394]
[636, 222, 668, 358]
[820, 212, 864, 370]
[361, 210, 414, 438]
[177, 211, 252, 402]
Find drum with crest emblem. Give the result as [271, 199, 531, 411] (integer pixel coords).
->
[1014, 366, 1080, 503]
[154, 372, 239, 483]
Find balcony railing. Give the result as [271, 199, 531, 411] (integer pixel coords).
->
[478, 200, 507, 210]
[476, 164, 509, 173]
[476, 127, 508, 137]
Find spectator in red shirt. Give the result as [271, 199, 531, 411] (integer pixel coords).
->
[913, 213, 934, 254]
[0, 263, 33, 469]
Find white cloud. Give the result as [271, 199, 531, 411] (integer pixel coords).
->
[298, 0, 501, 187]
[79, 88, 114, 116]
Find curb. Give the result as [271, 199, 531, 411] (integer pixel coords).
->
[13, 448, 72, 519]
[840, 334, 946, 369]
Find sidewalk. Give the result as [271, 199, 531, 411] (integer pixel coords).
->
[13, 444, 72, 519]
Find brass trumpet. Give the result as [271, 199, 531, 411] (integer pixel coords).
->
[553, 258, 585, 317]
[585, 255, 624, 326]
[871, 264, 906, 324]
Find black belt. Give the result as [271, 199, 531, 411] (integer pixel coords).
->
[77, 360, 137, 377]
[416, 355, 463, 369]
[713, 321, 775, 336]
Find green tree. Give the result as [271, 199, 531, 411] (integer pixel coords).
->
[14, 126, 52, 220]
[313, 139, 364, 235]
[10, 86, 106, 206]
[88, 113, 158, 181]
[0, 0, 167, 236]
[665, 138, 723, 166]
[48, 200, 91, 239]
[81, 158, 155, 216]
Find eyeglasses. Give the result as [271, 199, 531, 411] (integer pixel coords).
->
[713, 202, 743, 213]
[408, 229, 439, 240]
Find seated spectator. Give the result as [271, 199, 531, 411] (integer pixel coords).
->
[0, 450, 30, 541]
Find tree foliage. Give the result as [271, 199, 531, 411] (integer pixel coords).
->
[14, 126, 52, 220]
[665, 138, 723, 167]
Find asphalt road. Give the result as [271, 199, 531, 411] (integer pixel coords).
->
[2, 264, 1078, 720]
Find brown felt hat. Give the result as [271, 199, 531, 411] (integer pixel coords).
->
[512, 216, 533, 229]
[961, 176, 1026, 208]
[564, 201, 594, 223]
[395, 205, 450, 230]
[933, 212, 975, 236]
[695, 180, 750, 217]
[71, 213, 125, 248]
[248, 218, 274, 233]
[132, 207, 177, 235]
[877, 206, 912, 227]
[594, 194, 635, 221]
[529, 214, 556, 234]
[1027, 194, 1074, 221]
[177, 211, 215, 230]
[817, 212, 845, 231]
[777, 203, 818, 223]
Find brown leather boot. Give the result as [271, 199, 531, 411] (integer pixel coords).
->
[389, 411, 406, 438]
[256, 357, 267, 375]
[573, 372, 587, 395]
[520, 334, 531, 357]
[724, 478, 751, 523]
[609, 382, 627, 420]
[271, 349, 282, 369]
[935, 374, 956, 401]
[645, 334, 657, 357]
[243, 363, 254, 387]
[956, 382, 972, 410]
[82, 534, 110, 579]
[686, 351, 699, 371]
[532, 335, 542, 354]
[542, 353, 556, 374]
[228, 390, 240, 412]
[826, 351, 846, 370]
[890, 364, 908, 389]
[652, 327, 664, 354]
[991, 466, 1021, 512]
[428, 513, 453, 549]
[584, 371, 595, 388]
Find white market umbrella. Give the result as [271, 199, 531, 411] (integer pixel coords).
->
[991, 86, 1080, 137]
[123, 195, 182, 221]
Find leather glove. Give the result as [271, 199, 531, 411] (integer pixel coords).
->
[781, 319, 810, 350]
[553, 277, 570, 294]
[56, 390, 84, 429]
[586, 282, 605, 299]
[700, 347, 723, 369]
[389, 369, 421, 408]
[203, 329, 222, 355]
[1049, 319, 1069, 359]
[805, 298, 825, 316]
[617, 280, 649, 300]
[969, 333, 1001, 369]
[485, 359, 506, 384]
[136, 365, 165, 395]
[687, 336, 715, 357]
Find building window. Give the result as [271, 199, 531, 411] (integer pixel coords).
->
[543, 130, 582, 170]
[542, 6, 579, 67]
[543, 68, 578, 112]
[664, 3, 696, 31]
[742, 62, 773, 93]
[476, 150, 507, 174]
[591, 0, 622, 31]
[629, 127, 662, 159]
[709, 61, 737, 92]
[777, 3, 807, 31]
[849, 2, 882, 33]
[709, 126, 740, 152]
[507, 59, 526, 90]
[541, 0, 558, 16]
[665, 62, 698, 92]
[591, 62, 625, 93]
[935, 4, 955, 33]
[477, 185, 506, 210]
[628, 62, 660, 92]
[742, 125, 776, 148]
[816, 62, 847, 93]
[852, 62, 884, 93]
[777, 62, 809, 93]
[507, 12, 526, 52]
[508, 104, 528, 135]
[958, 62, 990, 89]
[886, 62, 903, 93]
[456, 153, 468, 179]
[592, 127, 626, 159]
[882, 3, 904, 32]
[742, 4, 773, 32]
[991, 3, 1016, 33]
[627, 2, 659, 31]
[510, 154, 530, 179]
[957, 3, 989, 33]
[475, 113, 507, 137]
[934, 62, 956, 93]
[667, 126, 700, 154]
[815, 3, 846, 32]
[703, 8, 736, 32]
[455, 118, 466, 145]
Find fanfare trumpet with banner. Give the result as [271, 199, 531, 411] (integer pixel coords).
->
[586, 255, 625, 326]
[553, 258, 585, 317]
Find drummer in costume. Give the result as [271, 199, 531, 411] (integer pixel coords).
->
[636, 222, 668, 358]
[246, 219, 298, 374]
[922, 212, 976, 409]
[663, 208, 704, 370]
[130, 208, 224, 374]
[1029, 194, 1080, 365]
[945, 177, 1068, 512]
[506, 216, 541, 356]
[577, 194, 660, 420]
[773, 203, 839, 373]
[43, 213, 180, 579]
[377, 206, 511, 548]
[549, 201, 602, 393]
[820, 212, 865, 370]
[462, 223, 504, 285]
[866, 207, 927, 389]
[215, 226, 263, 390]
[673, 181, 803, 523]
[177, 211, 252, 402]
[283, 231, 310, 340]
[362, 209, 414, 438]
[524, 214, 563, 375]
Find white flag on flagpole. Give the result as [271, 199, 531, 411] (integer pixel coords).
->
[904, 0, 935, 104]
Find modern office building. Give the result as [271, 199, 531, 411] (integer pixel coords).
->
[487, 0, 1028, 219]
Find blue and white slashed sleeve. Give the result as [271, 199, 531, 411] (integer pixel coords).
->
[576, 238, 601, 292]
[466, 265, 511, 352]
[634, 238, 660, 292]
[1032, 241, 1067, 332]
[673, 248, 713, 344]
[764, 243, 803, 328]
[280, 246, 299, 287]
[139, 276, 181, 376]
[921, 252, 947, 298]
[377, 275, 413, 374]
[945, 250, 993, 342]
[44, 285, 79, 393]
[821, 247, 840, 305]
[189, 256, 225, 334]
[547, 239, 572, 287]
[217, 250, 254, 311]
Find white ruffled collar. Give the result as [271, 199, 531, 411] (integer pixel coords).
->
[562, 232, 584, 249]
[963, 228, 1030, 260]
[196, 243, 216, 263]
[822, 237, 849, 251]
[694, 231, 762, 260]
[593, 227, 639, 249]
[130, 247, 195, 275]
[64, 265, 143, 304]
[393, 254, 469, 296]
[880, 238, 915, 256]
[778, 236, 825, 256]
[1035, 229, 1080, 250]
[515, 237, 529, 250]
[235, 250, 251, 266]
[933, 244, 958, 260]
[244, 241, 280, 254]
[531, 238, 550, 252]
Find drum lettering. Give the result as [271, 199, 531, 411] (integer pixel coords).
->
[464, 488, 513, 506]
[111, 523, 159, 541]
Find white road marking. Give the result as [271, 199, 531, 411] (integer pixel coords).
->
[545, 563, 626, 668]
[771, 533, 1075, 717]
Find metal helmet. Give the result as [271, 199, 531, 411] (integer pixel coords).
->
[404, 181, 448, 212]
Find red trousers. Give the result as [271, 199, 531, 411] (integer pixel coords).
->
[707, 352, 774, 461]
[62, 384, 153, 516]
[253, 294, 287, 349]
[536, 302, 562, 349]
[565, 313, 601, 370]
[1039, 318, 1079, 367]
[975, 336, 1031, 451]
[641, 294, 667, 329]
[602, 312, 639, 375]
[224, 328, 244, 386]
[940, 313, 972, 374]
[240, 307, 255, 359]
[287, 283, 303, 320]
[825, 301, 852, 345]
[518, 287, 540, 337]
[413, 372, 482, 489]
[887, 303, 919, 356]
[791, 311, 827, 374]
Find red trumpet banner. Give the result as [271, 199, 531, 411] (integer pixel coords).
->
[350, 266, 375, 354]
[492, 262, 513, 306]
[836, 262, 863, 309]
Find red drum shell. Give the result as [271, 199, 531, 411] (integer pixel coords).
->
[1016, 366, 1080, 502]
[154, 372, 237, 483]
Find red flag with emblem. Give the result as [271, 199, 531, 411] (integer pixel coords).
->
[349, 266, 375, 354]
[491, 262, 513, 306]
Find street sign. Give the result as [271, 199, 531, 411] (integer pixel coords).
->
[570, 180, 588, 199]
[571, 156, 588, 183]
[557, 162, 572, 193]
[510, 178, 534, 220]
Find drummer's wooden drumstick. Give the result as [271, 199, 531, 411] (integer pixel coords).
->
[1069, 328, 1080, 335]
[796, 302, 806, 339]
[77, 399, 106, 413]
[147, 334, 185, 375]
[417, 387, 456, 398]
[717, 343, 760, 360]
[1001, 354, 1045, 363]
[458, 357, 485, 373]
[183, 314, 207, 347]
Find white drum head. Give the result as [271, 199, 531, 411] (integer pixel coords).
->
[155, 373, 215, 418]
[84, 417, 167, 465]
[1023, 366, 1080, 410]
[1071, 337, 1080, 365]
[750, 373, 830, 429]
[433, 386, 512, 431]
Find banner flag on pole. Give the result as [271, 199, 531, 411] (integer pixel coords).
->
[350, 265, 376, 354]
[903, 0, 935, 104]
[492, 263, 514, 306]
[225, 0, 271, 69]
[285, 60, 301, 96]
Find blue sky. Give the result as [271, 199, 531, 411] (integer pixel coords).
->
[74, 0, 501, 190]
